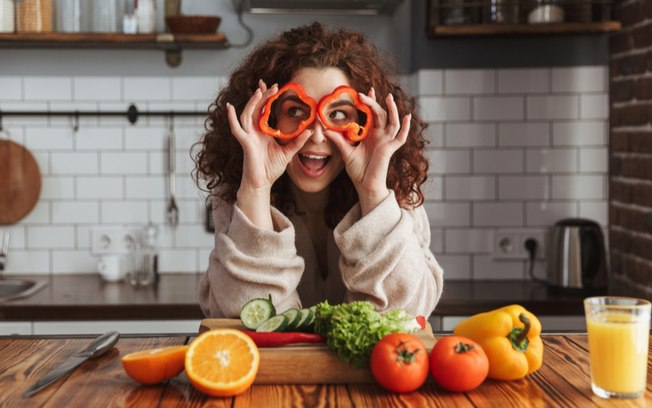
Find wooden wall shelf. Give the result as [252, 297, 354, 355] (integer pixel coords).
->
[429, 21, 622, 37]
[0, 32, 230, 66]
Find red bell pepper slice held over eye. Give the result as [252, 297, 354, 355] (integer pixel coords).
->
[241, 331, 326, 347]
[317, 85, 373, 142]
[258, 82, 317, 140]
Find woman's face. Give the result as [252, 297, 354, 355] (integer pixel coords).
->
[281, 67, 353, 194]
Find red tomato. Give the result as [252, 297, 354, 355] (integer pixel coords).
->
[370, 333, 429, 393]
[429, 335, 489, 392]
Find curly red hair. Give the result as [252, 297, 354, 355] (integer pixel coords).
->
[194, 22, 429, 228]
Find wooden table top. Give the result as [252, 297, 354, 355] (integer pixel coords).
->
[1, 334, 650, 407]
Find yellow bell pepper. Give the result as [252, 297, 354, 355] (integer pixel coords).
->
[453, 304, 543, 381]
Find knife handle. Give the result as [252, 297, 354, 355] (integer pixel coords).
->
[82, 331, 120, 358]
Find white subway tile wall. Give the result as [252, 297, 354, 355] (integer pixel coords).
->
[0, 66, 608, 281]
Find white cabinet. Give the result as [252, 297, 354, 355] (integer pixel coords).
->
[429, 315, 586, 332]
[0, 321, 32, 336]
[33, 320, 202, 335]
[0, 320, 201, 335]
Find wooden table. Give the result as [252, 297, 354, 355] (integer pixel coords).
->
[0, 334, 650, 407]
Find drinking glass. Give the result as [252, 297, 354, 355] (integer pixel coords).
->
[584, 296, 651, 399]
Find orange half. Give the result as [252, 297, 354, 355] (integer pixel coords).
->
[185, 329, 260, 397]
[121, 345, 189, 385]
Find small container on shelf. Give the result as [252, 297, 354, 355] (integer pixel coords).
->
[16, 0, 54, 33]
[438, 0, 481, 25]
[54, 0, 81, 33]
[0, 0, 15, 33]
[483, 0, 520, 24]
[527, 0, 565, 24]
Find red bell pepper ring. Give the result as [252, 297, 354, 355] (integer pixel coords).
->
[317, 85, 373, 143]
[258, 82, 317, 140]
[241, 331, 326, 347]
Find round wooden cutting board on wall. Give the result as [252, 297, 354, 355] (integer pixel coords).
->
[0, 139, 42, 225]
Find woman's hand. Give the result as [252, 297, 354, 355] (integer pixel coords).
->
[324, 87, 411, 215]
[226, 80, 313, 229]
[227, 80, 313, 194]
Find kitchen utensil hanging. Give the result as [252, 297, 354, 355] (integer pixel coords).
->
[0, 120, 42, 225]
[166, 115, 179, 228]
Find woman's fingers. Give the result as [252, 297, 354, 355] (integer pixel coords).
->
[283, 129, 313, 157]
[385, 93, 400, 137]
[392, 114, 411, 148]
[258, 79, 268, 93]
[323, 129, 355, 161]
[359, 89, 388, 130]
[226, 102, 248, 143]
[254, 83, 278, 123]
[240, 88, 263, 132]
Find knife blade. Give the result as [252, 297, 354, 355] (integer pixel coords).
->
[22, 331, 120, 398]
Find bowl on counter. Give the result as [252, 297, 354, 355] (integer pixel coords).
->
[165, 15, 221, 34]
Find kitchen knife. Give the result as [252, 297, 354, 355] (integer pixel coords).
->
[22, 331, 120, 398]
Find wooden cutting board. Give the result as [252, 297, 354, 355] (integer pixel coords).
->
[199, 318, 437, 384]
[0, 139, 41, 225]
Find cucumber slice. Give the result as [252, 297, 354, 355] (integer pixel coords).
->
[303, 309, 315, 330]
[295, 308, 313, 331]
[240, 297, 276, 330]
[255, 315, 289, 332]
[281, 308, 301, 330]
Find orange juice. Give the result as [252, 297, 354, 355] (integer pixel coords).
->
[586, 312, 650, 395]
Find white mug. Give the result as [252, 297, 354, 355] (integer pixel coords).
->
[97, 255, 125, 282]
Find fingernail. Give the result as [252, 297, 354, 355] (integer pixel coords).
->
[226, 102, 231, 108]
[256, 89, 262, 95]
[272, 83, 279, 89]
[389, 93, 394, 100]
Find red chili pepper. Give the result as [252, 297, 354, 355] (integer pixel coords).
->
[241, 331, 326, 347]
[416, 315, 426, 330]
[317, 85, 373, 142]
[258, 82, 317, 140]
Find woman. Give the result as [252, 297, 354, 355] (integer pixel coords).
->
[194, 22, 443, 318]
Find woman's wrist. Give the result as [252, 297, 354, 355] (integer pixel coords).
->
[357, 187, 390, 216]
[236, 184, 274, 230]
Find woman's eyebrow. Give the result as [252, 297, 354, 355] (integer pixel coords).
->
[279, 95, 307, 105]
[325, 100, 355, 108]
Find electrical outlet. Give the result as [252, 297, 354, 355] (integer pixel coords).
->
[492, 230, 546, 261]
[91, 226, 132, 255]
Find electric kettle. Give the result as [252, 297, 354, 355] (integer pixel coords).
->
[546, 218, 608, 294]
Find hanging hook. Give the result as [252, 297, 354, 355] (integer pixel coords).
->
[72, 111, 80, 133]
[168, 111, 174, 133]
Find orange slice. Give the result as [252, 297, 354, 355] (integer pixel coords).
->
[121, 345, 189, 385]
[185, 329, 260, 397]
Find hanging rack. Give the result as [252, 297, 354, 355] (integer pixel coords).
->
[0, 103, 207, 126]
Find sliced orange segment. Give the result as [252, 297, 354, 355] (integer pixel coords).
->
[121, 345, 189, 385]
[185, 329, 260, 397]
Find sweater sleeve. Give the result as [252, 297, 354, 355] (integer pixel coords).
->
[333, 191, 444, 317]
[199, 198, 304, 318]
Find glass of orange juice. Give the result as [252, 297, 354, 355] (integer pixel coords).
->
[584, 296, 651, 399]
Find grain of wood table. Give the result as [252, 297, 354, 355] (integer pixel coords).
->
[0, 334, 650, 407]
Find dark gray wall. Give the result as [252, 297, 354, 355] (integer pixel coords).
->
[411, 0, 609, 70]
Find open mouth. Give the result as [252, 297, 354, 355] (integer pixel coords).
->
[298, 153, 330, 173]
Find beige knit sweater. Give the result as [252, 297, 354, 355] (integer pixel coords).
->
[199, 191, 444, 318]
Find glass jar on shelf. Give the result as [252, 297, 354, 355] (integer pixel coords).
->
[16, 0, 54, 33]
[483, 0, 520, 24]
[54, 0, 81, 32]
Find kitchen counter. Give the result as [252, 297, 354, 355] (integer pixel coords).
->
[1, 333, 650, 407]
[0, 274, 589, 321]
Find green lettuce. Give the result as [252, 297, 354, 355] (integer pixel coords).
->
[313, 300, 417, 368]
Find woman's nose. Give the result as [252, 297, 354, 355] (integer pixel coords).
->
[308, 119, 327, 143]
